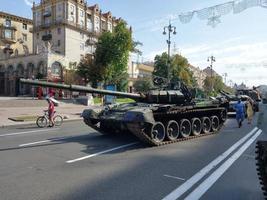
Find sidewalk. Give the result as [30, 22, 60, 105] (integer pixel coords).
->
[0, 98, 100, 127]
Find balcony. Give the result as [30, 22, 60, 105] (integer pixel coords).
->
[42, 34, 52, 41]
[43, 11, 52, 17]
[0, 24, 17, 31]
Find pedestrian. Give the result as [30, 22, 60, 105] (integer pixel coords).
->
[234, 99, 245, 128]
[246, 100, 253, 124]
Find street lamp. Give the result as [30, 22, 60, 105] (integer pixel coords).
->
[207, 55, 216, 91]
[222, 73, 228, 84]
[163, 21, 176, 84]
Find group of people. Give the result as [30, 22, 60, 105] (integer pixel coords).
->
[234, 99, 254, 128]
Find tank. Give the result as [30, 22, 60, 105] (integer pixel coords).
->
[255, 141, 267, 198]
[20, 78, 229, 146]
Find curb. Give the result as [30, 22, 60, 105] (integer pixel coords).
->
[0, 118, 83, 129]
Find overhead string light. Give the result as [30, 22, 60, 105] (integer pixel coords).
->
[178, 0, 266, 27]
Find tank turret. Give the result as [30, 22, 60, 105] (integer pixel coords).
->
[20, 78, 192, 105]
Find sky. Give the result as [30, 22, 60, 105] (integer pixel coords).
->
[1, 0, 267, 87]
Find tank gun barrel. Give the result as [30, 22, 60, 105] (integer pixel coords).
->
[20, 79, 141, 100]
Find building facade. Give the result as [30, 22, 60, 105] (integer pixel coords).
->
[128, 62, 154, 92]
[188, 64, 207, 89]
[0, 12, 33, 60]
[0, 0, 123, 96]
[0, 12, 33, 96]
[32, 0, 119, 63]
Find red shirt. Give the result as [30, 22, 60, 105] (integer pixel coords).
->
[48, 101, 54, 113]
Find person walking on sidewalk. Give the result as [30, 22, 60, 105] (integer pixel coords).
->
[46, 97, 55, 127]
[246, 100, 254, 124]
[234, 99, 245, 128]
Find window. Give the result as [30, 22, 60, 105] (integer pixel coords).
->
[108, 22, 112, 32]
[23, 23, 27, 30]
[5, 19, 11, 27]
[37, 33, 39, 39]
[80, 43, 84, 50]
[80, 10, 84, 17]
[57, 3, 62, 12]
[80, 20, 84, 28]
[57, 40, 61, 47]
[57, 28, 61, 34]
[4, 30, 12, 39]
[22, 34, 27, 41]
[87, 19, 93, 31]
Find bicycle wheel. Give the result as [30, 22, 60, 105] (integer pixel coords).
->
[36, 116, 48, 128]
[54, 115, 63, 126]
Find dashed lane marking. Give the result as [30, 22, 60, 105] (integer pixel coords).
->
[164, 175, 186, 181]
[66, 142, 139, 163]
[0, 128, 60, 137]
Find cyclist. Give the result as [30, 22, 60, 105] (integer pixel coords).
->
[46, 96, 55, 127]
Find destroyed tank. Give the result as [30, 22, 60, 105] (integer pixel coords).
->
[20, 78, 228, 146]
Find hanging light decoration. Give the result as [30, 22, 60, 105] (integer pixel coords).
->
[178, 0, 265, 27]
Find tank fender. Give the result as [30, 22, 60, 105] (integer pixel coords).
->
[124, 109, 155, 123]
[81, 109, 99, 120]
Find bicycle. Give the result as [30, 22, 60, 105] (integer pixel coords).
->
[36, 110, 63, 128]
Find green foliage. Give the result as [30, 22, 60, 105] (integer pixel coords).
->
[64, 68, 81, 85]
[204, 76, 225, 96]
[76, 54, 102, 87]
[79, 21, 135, 91]
[153, 53, 196, 87]
[133, 77, 153, 93]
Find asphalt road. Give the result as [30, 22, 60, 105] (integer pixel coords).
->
[0, 107, 266, 200]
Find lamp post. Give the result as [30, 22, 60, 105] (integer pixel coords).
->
[222, 73, 228, 84]
[207, 55, 216, 91]
[163, 21, 176, 84]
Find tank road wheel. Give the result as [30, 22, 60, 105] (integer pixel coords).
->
[166, 120, 179, 141]
[150, 122, 166, 144]
[202, 117, 211, 134]
[211, 116, 220, 132]
[180, 119, 191, 138]
[220, 109, 227, 122]
[191, 118, 202, 136]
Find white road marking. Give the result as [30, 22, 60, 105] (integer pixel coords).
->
[66, 142, 139, 163]
[162, 127, 258, 200]
[19, 140, 52, 147]
[164, 175, 185, 181]
[0, 128, 59, 137]
[185, 129, 262, 200]
[19, 136, 76, 147]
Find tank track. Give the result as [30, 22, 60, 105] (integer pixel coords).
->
[84, 107, 226, 146]
[128, 107, 226, 146]
[255, 141, 267, 199]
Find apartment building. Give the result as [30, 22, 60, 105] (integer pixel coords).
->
[128, 62, 154, 92]
[32, 0, 119, 63]
[0, 12, 33, 60]
[0, 0, 123, 96]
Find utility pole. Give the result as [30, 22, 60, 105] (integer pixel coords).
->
[163, 21, 176, 84]
[207, 55, 216, 91]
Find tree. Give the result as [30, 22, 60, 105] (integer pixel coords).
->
[76, 54, 102, 87]
[78, 21, 136, 91]
[133, 77, 153, 93]
[203, 76, 224, 96]
[153, 53, 196, 87]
